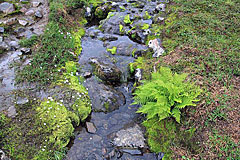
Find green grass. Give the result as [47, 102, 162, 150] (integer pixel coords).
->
[19, 35, 38, 47]
[131, 0, 240, 159]
[209, 130, 239, 159]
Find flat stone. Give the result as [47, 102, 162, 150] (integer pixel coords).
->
[0, 2, 15, 14]
[20, 7, 27, 13]
[15, 27, 26, 34]
[0, 27, 4, 33]
[20, 0, 29, 3]
[4, 17, 17, 25]
[0, 41, 9, 50]
[112, 125, 145, 148]
[7, 106, 17, 117]
[122, 149, 142, 155]
[92, 135, 102, 142]
[25, 9, 35, 16]
[32, 1, 41, 7]
[9, 41, 19, 49]
[20, 48, 31, 55]
[18, 19, 28, 26]
[16, 97, 29, 105]
[86, 122, 97, 134]
[35, 10, 43, 18]
[83, 72, 92, 78]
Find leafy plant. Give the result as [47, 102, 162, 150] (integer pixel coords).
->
[124, 14, 132, 24]
[107, 46, 117, 55]
[133, 67, 202, 123]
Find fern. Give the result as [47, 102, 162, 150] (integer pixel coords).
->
[133, 67, 202, 123]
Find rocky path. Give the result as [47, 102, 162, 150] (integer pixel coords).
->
[66, 0, 167, 159]
[0, 0, 49, 114]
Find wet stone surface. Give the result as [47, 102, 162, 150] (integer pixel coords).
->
[67, 0, 168, 159]
[0, 0, 49, 112]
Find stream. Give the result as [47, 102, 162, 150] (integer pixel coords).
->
[66, 0, 167, 159]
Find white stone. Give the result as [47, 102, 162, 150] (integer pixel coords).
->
[18, 19, 28, 26]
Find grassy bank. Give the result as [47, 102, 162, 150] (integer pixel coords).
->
[134, 0, 239, 159]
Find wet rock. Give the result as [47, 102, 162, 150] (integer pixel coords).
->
[16, 97, 29, 105]
[156, 3, 166, 12]
[128, 29, 146, 44]
[99, 35, 118, 42]
[112, 124, 145, 148]
[35, 10, 43, 18]
[114, 40, 148, 57]
[32, 1, 41, 7]
[0, 2, 15, 14]
[148, 39, 164, 57]
[18, 29, 35, 39]
[86, 122, 97, 134]
[25, 9, 35, 16]
[0, 149, 11, 160]
[92, 135, 102, 142]
[122, 149, 142, 155]
[0, 41, 9, 51]
[7, 106, 16, 117]
[100, 12, 127, 35]
[14, 27, 26, 35]
[9, 41, 20, 50]
[4, 18, 17, 26]
[20, 0, 29, 3]
[18, 19, 28, 26]
[135, 68, 142, 81]
[84, 77, 125, 112]
[20, 48, 31, 55]
[83, 72, 92, 79]
[90, 58, 122, 84]
[0, 27, 4, 33]
[0, 36, 3, 42]
[20, 7, 27, 13]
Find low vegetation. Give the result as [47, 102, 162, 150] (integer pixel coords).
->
[131, 0, 239, 159]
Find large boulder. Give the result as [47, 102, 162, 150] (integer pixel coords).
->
[90, 58, 122, 85]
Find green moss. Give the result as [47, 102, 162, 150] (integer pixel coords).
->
[57, 61, 91, 121]
[104, 102, 110, 111]
[119, 24, 124, 33]
[73, 27, 86, 56]
[144, 118, 176, 159]
[36, 99, 76, 148]
[141, 23, 150, 30]
[143, 11, 152, 20]
[124, 14, 132, 24]
[119, 6, 126, 11]
[107, 46, 117, 55]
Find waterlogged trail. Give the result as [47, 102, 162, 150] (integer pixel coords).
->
[66, 0, 168, 159]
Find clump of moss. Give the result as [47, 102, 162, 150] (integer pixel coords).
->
[57, 61, 92, 121]
[107, 46, 117, 55]
[36, 99, 77, 148]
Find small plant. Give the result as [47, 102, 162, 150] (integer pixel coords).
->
[143, 11, 152, 20]
[133, 67, 202, 123]
[19, 35, 38, 47]
[124, 14, 132, 24]
[107, 46, 117, 55]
